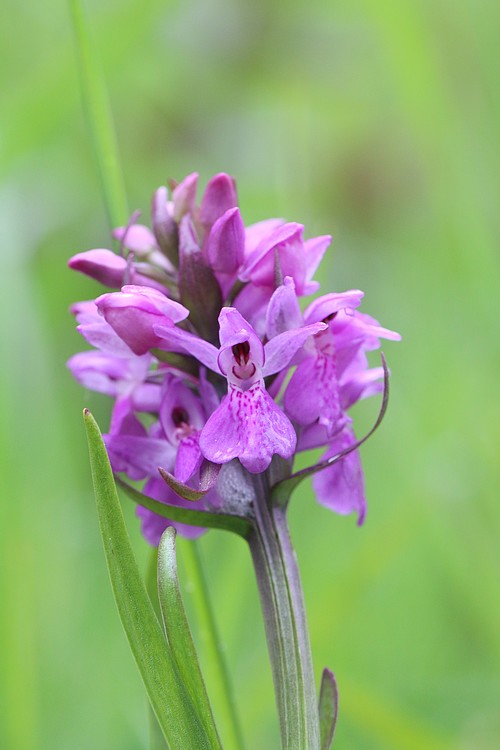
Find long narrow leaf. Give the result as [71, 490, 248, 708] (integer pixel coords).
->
[145, 548, 170, 750]
[83, 408, 215, 750]
[318, 668, 338, 750]
[182, 542, 246, 750]
[69, 0, 128, 228]
[116, 475, 252, 538]
[158, 528, 222, 749]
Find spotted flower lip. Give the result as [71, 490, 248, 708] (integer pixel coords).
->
[198, 307, 326, 473]
[69, 171, 401, 540]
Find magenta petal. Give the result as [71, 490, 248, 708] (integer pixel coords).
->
[266, 277, 303, 338]
[130, 383, 161, 413]
[68, 249, 128, 287]
[312, 427, 367, 525]
[112, 224, 158, 255]
[340, 367, 384, 410]
[175, 434, 203, 483]
[239, 222, 303, 284]
[199, 382, 296, 473]
[244, 218, 285, 258]
[96, 286, 189, 355]
[217, 308, 264, 370]
[109, 398, 147, 437]
[67, 351, 149, 396]
[284, 355, 341, 430]
[153, 324, 219, 371]
[199, 173, 238, 232]
[172, 172, 198, 221]
[159, 375, 205, 440]
[206, 207, 245, 273]
[198, 369, 220, 416]
[77, 321, 134, 356]
[304, 290, 364, 325]
[72, 300, 134, 355]
[303, 235, 331, 283]
[104, 434, 176, 479]
[263, 322, 326, 377]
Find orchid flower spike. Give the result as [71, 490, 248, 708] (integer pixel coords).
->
[69, 172, 400, 542]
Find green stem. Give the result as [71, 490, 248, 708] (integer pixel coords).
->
[182, 540, 246, 750]
[248, 477, 320, 750]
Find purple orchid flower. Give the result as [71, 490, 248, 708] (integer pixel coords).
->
[233, 222, 331, 335]
[199, 308, 326, 473]
[69, 171, 401, 540]
[105, 373, 220, 542]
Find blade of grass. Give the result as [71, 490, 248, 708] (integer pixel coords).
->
[69, 0, 129, 229]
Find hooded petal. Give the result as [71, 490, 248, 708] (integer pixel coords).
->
[266, 276, 303, 338]
[303, 290, 364, 325]
[206, 207, 245, 274]
[199, 173, 238, 234]
[217, 307, 264, 377]
[96, 285, 189, 355]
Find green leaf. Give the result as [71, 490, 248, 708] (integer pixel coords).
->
[158, 528, 222, 749]
[69, 0, 129, 229]
[149, 707, 171, 750]
[116, 475, 252, 538]
[318, 668, 338, 750]
[83, 409, 217, 750]
[145, 548, 170, 750]
[182, 541, 247, 750]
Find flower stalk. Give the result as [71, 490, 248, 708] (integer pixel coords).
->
[248, 474, 320, 750]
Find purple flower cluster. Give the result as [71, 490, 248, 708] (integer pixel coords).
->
[69, 173, 400, 543]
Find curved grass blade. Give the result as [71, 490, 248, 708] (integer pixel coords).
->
[319, 668, 338, 750]
[69, 0, 128, 229]
[158, 529, 222, 749]
[83, 409, 217, 750]
[116, 475, 252, 538]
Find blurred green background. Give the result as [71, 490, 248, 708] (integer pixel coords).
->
[1, 0, 499, 748]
